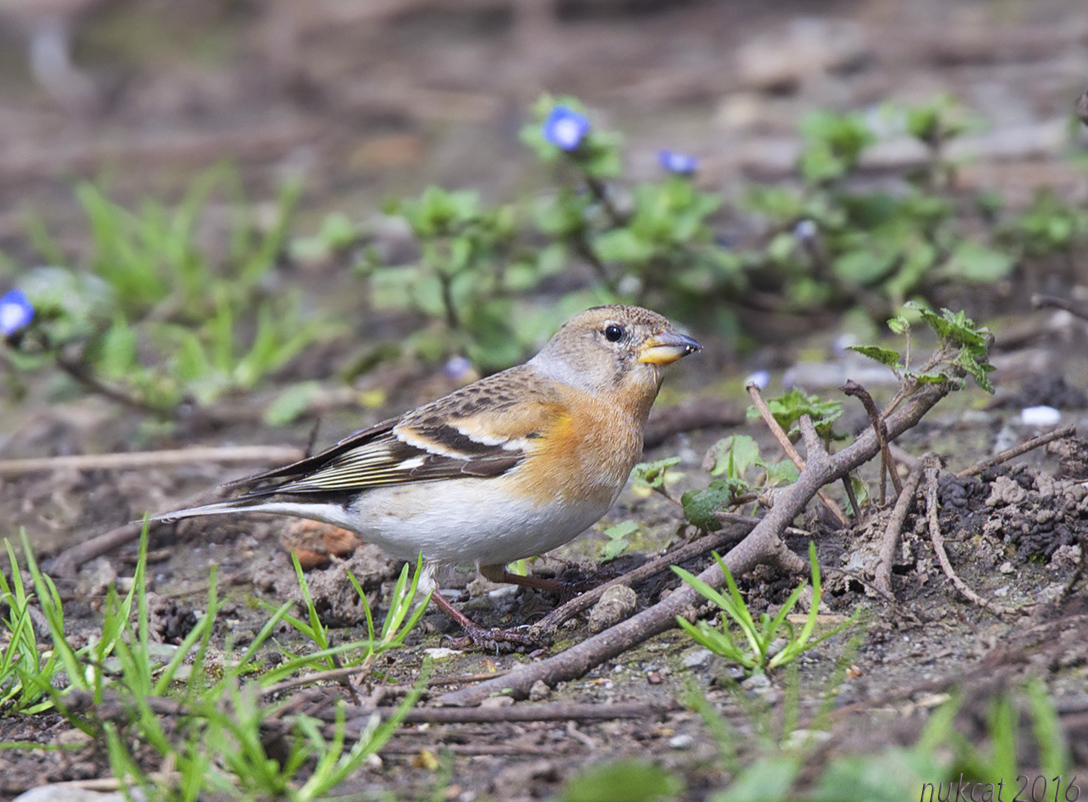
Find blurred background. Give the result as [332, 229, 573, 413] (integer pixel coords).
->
[1, 0, 1085, 242]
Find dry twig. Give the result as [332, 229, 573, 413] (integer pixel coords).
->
[842, 379, 902, 501]
[0, 445, 305, 478]
[956, 423, 1076, 478]
[531, 521, 749, 635]
[874, 458, 927, 597]
[924, 457, 1014, 615]
[746, 382, 849, 526]
[1032, 293, 1088, 323]
[342, 700, 660, 727]
[643, 398, 745, 448]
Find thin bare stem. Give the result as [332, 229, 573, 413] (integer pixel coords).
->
[956, 424, 1076, 479]
[746, 382, 848, 526]
[924, 456, 1013, 615]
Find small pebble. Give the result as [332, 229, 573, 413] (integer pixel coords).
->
[528, 680, 551, 702]
[480, 695, 515, 708]
[741, 673, 770, 690]
[587, 585, 638, 633]
[423, 648, 459, 660]
[781, 729, 832, 750]
[668, 733, 694, 750]
[1020, 406, 1061, 426]
[14, 789, 145, 802]
[682, 649, 712, 668]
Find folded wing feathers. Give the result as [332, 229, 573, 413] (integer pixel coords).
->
[220, 369, 552, 502]
[261, 422, 528, 495]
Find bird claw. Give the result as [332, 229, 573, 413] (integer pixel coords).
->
[446, 623, 549, 654]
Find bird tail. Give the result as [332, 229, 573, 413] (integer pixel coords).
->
[153, 498, 353, 530]
[152, 500, 258, 523]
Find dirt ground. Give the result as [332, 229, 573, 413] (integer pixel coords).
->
[2, 0, 1088, 799]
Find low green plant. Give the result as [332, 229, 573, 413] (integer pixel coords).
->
[0, 540, 64, 715]
[560, 757, 683, 802]
[4, 166, 336, 416]
[739, 96, 1016, 322]
[599, 520, 642, 562]
[849, 301, 995, 397]
[266, 552, 430, 684]
[1, 526, 428, 799]
[678, 303, 992, 533]
[673, 542, 854, 674]
[680, 434, 800, 532]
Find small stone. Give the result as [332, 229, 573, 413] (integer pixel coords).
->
[741, 672, 771, 691]
[646, 672, 663, 685]
[998, 561, 1015, 574]
[682, 649, 712, 668]
[423, 648, 459, 660]
[528, 680, 551, 702]
[668, 733, 694, 750]
[487, 586, 518, 602]
[1051, 544, 1082, 567]
[781, 729, 832, 750]
[986, 475, 1026, 507]
[57, 729, 93, 747]
[587, 585, 638, 634]
[480, 694, 515, 708]
[1020, 406, 1061, 427]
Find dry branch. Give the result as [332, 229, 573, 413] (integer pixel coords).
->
[924, 457, 1014, 615]
[874, 458, 928, 597]
[437, 382, 951, 706]
[746, 382, 849, 526]
[0, 445, 305, 478]
[530, 521, 750, 635]
[956, 423, 1076, 478]
[842, 379, 902, 501]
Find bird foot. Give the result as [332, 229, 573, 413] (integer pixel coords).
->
[445, 623, 549, 654]
[431, 589, 551, 653]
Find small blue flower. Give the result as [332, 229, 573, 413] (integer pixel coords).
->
[793, 219, 818, 242]
[746, 370, 771, 391]
[0, 289, 34, 337]
[444, 355, 477, 384]
[658, 149, 699, 175]
[543, 106, 590, 152]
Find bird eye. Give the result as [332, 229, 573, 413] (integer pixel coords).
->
[603, 324, 624, 342]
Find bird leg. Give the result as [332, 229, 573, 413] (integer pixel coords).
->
[429, 590, 545, 651]
[492, 569, 610, 602]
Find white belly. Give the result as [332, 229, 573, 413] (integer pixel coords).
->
[345, 478, 617, 569]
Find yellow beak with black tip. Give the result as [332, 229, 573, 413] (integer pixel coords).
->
[638, 329, 702, 365]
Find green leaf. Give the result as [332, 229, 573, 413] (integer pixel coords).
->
[594, 228, 654, 264]
[944, 241, 1014, 283]
[832, 248, 896, 286]
[749, 390, 843, 439]
[705, 435, 761, 479]
[264, 382, 320, 426]
[562, 759, 681, 802]
[600, 521, 640, 562]
[711, 755, 801, 802]
[762, 460, 799, 487]
[681, 480, 734, 531]
[633, 457, 681, 489]
[846, 345, 902, 369]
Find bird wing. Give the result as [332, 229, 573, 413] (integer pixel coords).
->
[231, 367, 563, 500]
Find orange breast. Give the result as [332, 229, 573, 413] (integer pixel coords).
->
[513, 392, 643, 507]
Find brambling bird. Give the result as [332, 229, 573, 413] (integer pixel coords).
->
[158, 305, 700, 647]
